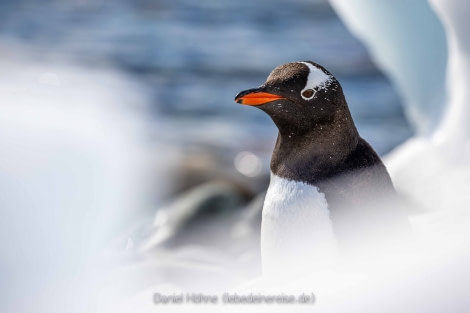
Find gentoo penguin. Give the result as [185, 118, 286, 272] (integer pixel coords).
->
[235, 61, 409, 273]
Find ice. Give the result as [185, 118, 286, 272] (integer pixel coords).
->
[329, 0, 448, 135]
[430, 0, 470, 149]
[385, 0, 470, 214]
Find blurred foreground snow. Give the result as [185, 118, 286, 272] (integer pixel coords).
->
[0, 52, 179, 313]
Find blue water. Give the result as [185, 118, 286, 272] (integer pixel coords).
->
[0, 0, 412, 154]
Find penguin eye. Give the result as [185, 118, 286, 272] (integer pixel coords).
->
[301, 89, 314, 99]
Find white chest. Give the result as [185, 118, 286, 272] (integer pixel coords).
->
[261, 174, 337, 273]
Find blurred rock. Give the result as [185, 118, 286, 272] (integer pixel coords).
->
[138, 181, 249, 252]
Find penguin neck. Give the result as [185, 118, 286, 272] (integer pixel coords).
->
[270, 112, 359, 184]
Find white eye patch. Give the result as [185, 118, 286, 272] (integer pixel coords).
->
[299, 62, 332, 100]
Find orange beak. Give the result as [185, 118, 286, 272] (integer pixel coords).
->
[235, 89, 286, 106]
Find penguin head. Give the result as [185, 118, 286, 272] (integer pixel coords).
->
[235, 61, 348, 136]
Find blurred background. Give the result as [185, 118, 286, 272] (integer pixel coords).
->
[0, 0, 413, 150]
[0, 0, 418, 312]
